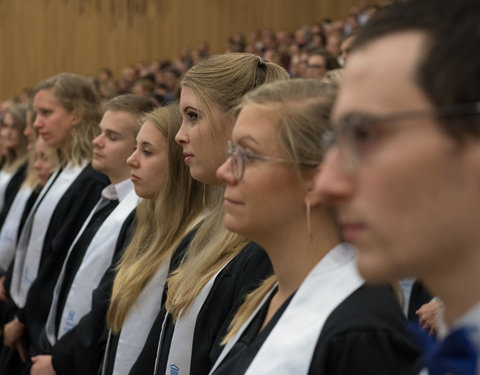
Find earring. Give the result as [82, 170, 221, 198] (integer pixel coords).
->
[306, 200, 312, 238]
[202, 184, 206, 207]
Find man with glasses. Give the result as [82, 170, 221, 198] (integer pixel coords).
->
[305, 48, 340, 80]
[313, 0, 480, 374]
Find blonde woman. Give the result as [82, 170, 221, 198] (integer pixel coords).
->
[132, 53, 289, 375]
[211, 79, 420, 374]
[0, 134, 59, 277]
[0, 104, 30, 224]
[1, 73, 108, 373]
[100, 104, 207, 375]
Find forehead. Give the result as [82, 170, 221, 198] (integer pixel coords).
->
[333, 31, 432, 120]
[137, 121, 164, 145]
[100, 110, 136, 135]
[232, 105, 277, 143]
[33, 89, 58, 107]
[308, 55, 326, 65]
[179, 87, 200, 110]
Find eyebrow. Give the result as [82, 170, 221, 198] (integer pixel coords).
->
[183, 105, 199, 112]
[105, 129, 121, 137]
[235, 135, 259, 145]
[139, 140, 153, 147]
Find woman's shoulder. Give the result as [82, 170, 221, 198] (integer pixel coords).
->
[224, 242, 270, 274]
[76, 163, 110, 185]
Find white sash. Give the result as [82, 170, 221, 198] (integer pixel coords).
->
[210, 243, 364, 375]
[165, 268, 223, 375]
[45, 189, 139, 345]
[0, 169, 13, 211]
[0, 187, 32, 272]
[111, 257, 172, 375]
[9, 163, 85, 308]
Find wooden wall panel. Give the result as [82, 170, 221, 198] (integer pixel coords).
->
[0, 0, 389, 100]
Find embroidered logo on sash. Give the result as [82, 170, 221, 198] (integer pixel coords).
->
[170, 364, 180, 375]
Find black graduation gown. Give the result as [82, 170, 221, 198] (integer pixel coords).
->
[0, 161, 28, 230]
[151, 242, 273, 375]
[212, 285, 421, 375]
[22, 165, 109, 352]
[103, 228, 199, 375]
[0, 164, 109, 374]
[50, 211, 137, 375]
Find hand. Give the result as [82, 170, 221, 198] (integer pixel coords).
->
[3, 316, 25, 348]
[31, 355, 56, 375]
[416, 298, 443, 335]
[0, 276, 9, 302]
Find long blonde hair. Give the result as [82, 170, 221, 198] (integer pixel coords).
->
[223, 79, 338, 342]
[2, 104, 29, 173]
[33, 73, 102, 165]
[165, 53, 290, 321]
[107, 105, 207, 334]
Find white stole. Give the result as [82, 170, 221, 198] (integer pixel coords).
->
[110, 258, 171, 375]
[9, 162, 85, 308]
[164, 268, 223, 375]
[0, 187, 32, 272]
[45, 188, 139, 345]
[0, 170, 13, 211]
[210, 243, 364, 375]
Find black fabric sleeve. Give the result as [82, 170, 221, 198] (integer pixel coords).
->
[309, 285, 422, 375]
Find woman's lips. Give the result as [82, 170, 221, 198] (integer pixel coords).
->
[183, 153, 194, 164]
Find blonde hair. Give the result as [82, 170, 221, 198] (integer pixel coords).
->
[33, 73, 102, 165]
[223, 79, 338, 342]
[165, 53, 290, 321]
[3, 104, 29, 173]
[107, 105, 207, 334]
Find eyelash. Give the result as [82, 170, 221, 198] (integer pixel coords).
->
[39, 109, 52, 116]
[186, 111, 198, 121]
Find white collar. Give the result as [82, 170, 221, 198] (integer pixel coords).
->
[102, 179, 134, 202]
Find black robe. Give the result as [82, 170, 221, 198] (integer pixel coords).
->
[0, 164, 108, 374]
[103, 228, 199, 375]
[211, 285, 421, 375]
[138, 242, 273, 375]
[50, 211, 137, 375]
[0, 161, 28, 230]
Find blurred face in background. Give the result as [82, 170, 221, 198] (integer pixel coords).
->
[34, 137, 59, 185]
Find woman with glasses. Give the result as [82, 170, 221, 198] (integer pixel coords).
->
[129, 53, 289, 375]
[211, 79, 420, 375]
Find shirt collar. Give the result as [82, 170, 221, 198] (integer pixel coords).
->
[101, 179, 134, 202]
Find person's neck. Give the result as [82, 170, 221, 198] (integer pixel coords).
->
[108, 172, 130, 186]
[255, 216, 339, 302]
[425, 247, 480, 325]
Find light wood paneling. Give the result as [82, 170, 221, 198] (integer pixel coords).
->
[0, 0, 388, 100]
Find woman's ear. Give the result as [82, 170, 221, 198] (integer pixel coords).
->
[305, 165, 324, 208]
[71, 109, 82, 127]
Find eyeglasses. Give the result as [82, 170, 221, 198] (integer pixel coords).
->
[307, 64, 326, 70]
[227, 141, 320, 182]
[323, 101, 480, 171]
[226, 140, 292, 182]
